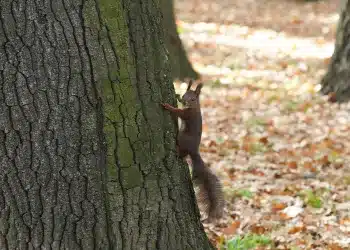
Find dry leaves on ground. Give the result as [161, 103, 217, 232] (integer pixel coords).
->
[174, 0, 350, 249]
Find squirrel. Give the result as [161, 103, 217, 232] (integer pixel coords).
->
[161, 80, 224, 221]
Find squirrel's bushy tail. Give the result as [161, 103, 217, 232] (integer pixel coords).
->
[190, 152, 224, 220]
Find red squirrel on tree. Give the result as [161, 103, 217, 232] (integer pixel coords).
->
[161, 80, 224, 221]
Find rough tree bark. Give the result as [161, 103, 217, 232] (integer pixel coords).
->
[0, 0, 213, 249]
[320, 0, 350, 102]
[161, 0, 199, 81]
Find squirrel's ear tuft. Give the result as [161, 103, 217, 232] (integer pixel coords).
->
[187, 80, 193, 91]
[195, 83, 203, 95]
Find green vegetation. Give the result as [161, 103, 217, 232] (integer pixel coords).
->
[299, 190, 323, 208]
[220, 234, 272, 250]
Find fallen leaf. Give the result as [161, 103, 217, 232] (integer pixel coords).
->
[287, 161, 298, 169]
[259, 136, 269, 144]
[249, 169, 265, 176]
[339, 217, 350, 225]
[328, 243, 344, 250]
[207, 140, 217, 147]
[318, 155, 330, 165]
[278, 212, 290, 221]
[250, 224, 266, 235]
[222, 221, 240, 235]
[271, 202, 287, 212]
[288, 226, 305, 234]
[303, 161, 316, 172]
[291, 17, 303, 25]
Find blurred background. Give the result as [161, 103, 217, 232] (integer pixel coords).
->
[173, 0, 338, 88]
[165, 0, 350, 249]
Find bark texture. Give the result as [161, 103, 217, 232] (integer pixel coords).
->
[0, 0, 213, 249]
[320, 0, 350, 102]
[161, 0, 199, 81]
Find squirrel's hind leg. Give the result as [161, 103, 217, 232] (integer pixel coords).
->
[177, 145, 188, 158]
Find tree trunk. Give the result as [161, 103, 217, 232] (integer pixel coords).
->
[0, 0, 213, 249]
[161, 0, 199, 81]
[320, 0, 350, 102]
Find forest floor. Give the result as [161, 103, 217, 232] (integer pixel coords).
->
[174, 0, 350, 249]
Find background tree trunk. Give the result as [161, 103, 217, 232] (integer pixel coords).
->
[320, 0, 350, 102]
[161, 0, 199, 81]
[0, 0, 212, 249]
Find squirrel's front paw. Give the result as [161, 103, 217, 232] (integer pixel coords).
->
[161, 103, 171, 109]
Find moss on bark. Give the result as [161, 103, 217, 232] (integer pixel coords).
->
[0, 0, 213, 249]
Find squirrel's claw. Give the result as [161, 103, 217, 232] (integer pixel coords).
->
[161, 103, 171, 109]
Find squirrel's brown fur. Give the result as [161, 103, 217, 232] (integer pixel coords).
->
[161, 80, 224, 221]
